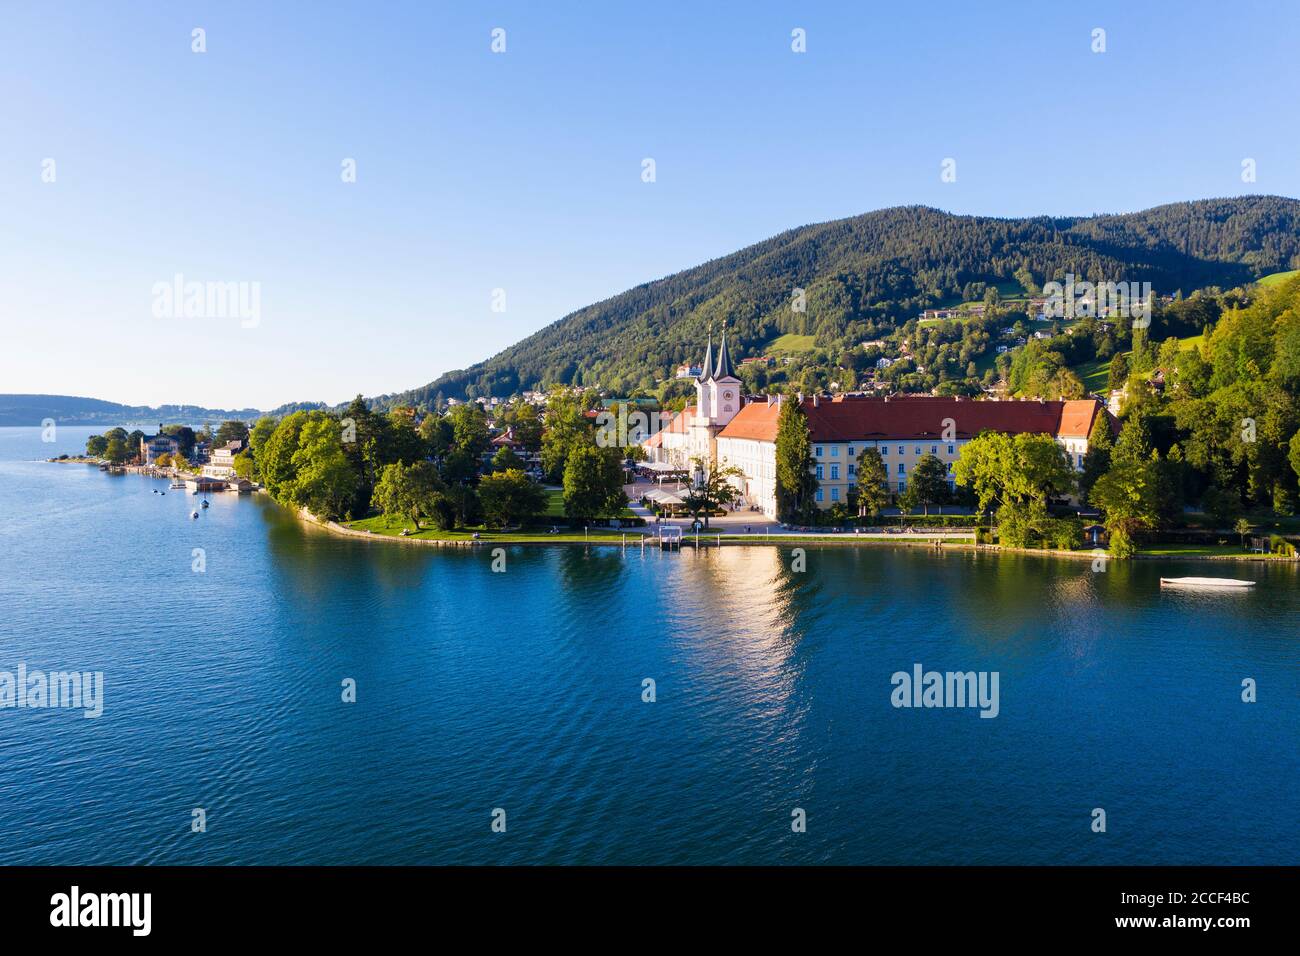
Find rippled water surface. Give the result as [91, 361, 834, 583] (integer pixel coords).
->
[0, 427, 1296, 864]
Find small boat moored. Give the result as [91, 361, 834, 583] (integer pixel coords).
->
[190, 511, 200, 519]
[201, 500, 209, 508]
[1160, 576, 1255, 589]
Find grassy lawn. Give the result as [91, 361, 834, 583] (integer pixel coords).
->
[1075, 354, 1113, 392]
[767, 333, 816, 354]
[1137, 543, 1280, 558]
[542, 487, 635, 520]
[1258, 269, 1299, 288]
[343, 512, 632, 543]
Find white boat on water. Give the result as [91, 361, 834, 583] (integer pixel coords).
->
[1160, 576, 1255, 588]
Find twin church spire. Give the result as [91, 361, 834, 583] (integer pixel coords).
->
[698, 324, 736, 383]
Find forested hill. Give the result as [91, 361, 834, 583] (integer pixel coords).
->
[393, 195, 1300, 404]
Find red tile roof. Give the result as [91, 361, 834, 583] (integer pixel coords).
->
[713, 401, 781, 441]
[717, 395, 1110, 444]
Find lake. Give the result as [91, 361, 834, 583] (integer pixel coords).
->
[0, 426, 1295, 865]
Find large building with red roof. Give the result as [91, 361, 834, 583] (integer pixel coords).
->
[643, 335, 1114, 517]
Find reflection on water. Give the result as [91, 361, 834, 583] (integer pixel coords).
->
[0, 427, 1297, 865]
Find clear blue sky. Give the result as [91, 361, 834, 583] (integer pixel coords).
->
[2, 0, 1296, 410]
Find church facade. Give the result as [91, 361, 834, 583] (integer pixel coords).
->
[643, 330, 744, 473]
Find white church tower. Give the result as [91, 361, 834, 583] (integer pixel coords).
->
[691, 326, 743, 466]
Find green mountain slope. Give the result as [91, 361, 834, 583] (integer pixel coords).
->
[394, 196, 1300, 403]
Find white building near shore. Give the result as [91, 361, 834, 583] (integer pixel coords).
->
[644, 333, 1115, 518]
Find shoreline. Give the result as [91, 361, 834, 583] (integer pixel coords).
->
[48, 459, 1299, 564]
[298, 508, 1297, 563]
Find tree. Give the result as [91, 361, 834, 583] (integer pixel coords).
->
[1079, 410, 1114, 501]
[1291, 426, 1300, 486]
[372, 461, 445, 530]
[444, 483, 483, 528]
[162, 425, 196, 457]
[1234, 517, 1253, 551]
[952, 431, 1014, 514]
[103, 436, 130, 464]
[259, 411, 312, 498]
[562, 443, 627, 522]
[775, 399, 818, 522]
[233, 451, 256, 479]
[900, 453, 951, 515]
[286, 416, 359, 520]
[214, 420, 250, 446]
[247, 416, 278, 480]
[479, 469, 547, 528]
[1112, 410, 1152, 465]
[415, 412, 451, 459]
[385, 411, 426, 466]
[447, 404, 491, 461]
[680, 457, 742, 530]
[339, 395, 390, 509]
[1089, 456, 1161, 557]
[953, 431, 1074, 513]
[1107, 353, 1130, 391]
[541, 389, 593, 481]
[855, 448, 890, 519]
[85, 434, 108, 458]
[1004, 432, 1075, 504]
[1201, 485, 1242, 528]
[490, 446, 524, 473]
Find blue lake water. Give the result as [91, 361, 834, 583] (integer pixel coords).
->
[0, 425, 1296, 865]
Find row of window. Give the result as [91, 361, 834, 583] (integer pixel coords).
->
[815, 444, 957, 458]
[816, 475, 961, 502]
[815, 460, 956, 480]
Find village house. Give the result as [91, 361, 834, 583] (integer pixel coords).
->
[202, 440, 244, 479]
[140, 428, 179, 466]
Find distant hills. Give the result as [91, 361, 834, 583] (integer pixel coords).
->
[387, 195, 1300, 404]
[0, 394, 275, 428]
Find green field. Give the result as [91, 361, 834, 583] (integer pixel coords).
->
[343, 512, 632, 543]
[1258, 270, 1299, 288]
[1075, 355, 1113, 392]
[1069, 332, 1203, 395]
[766, 333, 816, 354]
